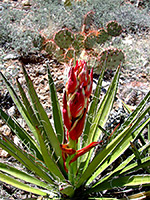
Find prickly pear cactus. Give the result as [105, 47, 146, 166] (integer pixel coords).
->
[84, 31, 97, 50]
[96, 28, 110, 44]
[45, 40, 57, 56]
[72, 33, 84, 52]
[54, 48, 65, 62]
[64, 48, 75, 62]
[54, 29, 74, 49]
[41, 12, 124, 66]
[99, 48, 125, 70]
[82, 11, 94, 34]
[106, 21, 122, 37]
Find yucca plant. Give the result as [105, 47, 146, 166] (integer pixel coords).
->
[0, 58, 150, 199]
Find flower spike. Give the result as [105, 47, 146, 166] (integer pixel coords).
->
[61, 60, 97, 172]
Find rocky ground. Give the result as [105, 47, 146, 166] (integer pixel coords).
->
[0, 32, 150, 199]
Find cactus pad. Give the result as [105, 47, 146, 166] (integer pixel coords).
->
[64, 48, 75, 62]
[72, 33, 84, 52]
[54, 48, 65, 62]
[99, 48, 125, 69]
[82, 11, 94, 33]
[45, 40, 57, 56]
[84, 32, 97, 50]
[54, 29, 74, 49]
[96, 28, 110, 44]
[87, 55, 101, 71]
[106, 21, 122, 37]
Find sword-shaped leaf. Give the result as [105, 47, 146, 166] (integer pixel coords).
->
[0, 72, 39, 141]
[0, 108, 42, 161]
[91, 142, 150, 187]
[0, 137, 53, 184]
[0, 162, 53, 191]
[76, 105, 150, 187]
[0, 172, 49, 196]
[21, 65, 63, 167]
[35, 126, 66, 180]
[47, 64, 64, 143]
[90, 175, 150, 192]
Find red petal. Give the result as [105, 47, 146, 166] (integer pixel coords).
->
[78, 67, 89, 86]
[63, 92, 72, 130]
[66, 67, 78, 94]
[69, 109, 87, 140]
[69, 141, 101, 164]
[69, 86, 85, 118]
[60, 144, 76, 155]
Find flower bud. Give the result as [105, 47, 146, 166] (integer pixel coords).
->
[63, 60, 93, 141]
[69, 86, 85, 118]
[66, 67, 78, 94]
[63, 91, 72, 130]
[69, 109, 87, 140]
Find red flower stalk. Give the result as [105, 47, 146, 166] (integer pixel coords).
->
[63, 60, 93, 141]
[61, 60, 98, 172]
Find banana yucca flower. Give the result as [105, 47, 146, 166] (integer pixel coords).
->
[63, 60, 93, 141]
[61, 60, 100, 171]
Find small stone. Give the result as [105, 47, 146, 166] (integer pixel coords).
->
[18, 77, 24, 84]
[17, 118, 25, 128]
[146, 66, 150, 74]
[13, 135, 20, 146]
[0, 149, 10, 158]
[0, 119, 5, 127]
[0, 125, 11, 136]
[57, 75, 64, 80]
[122, 35, 133, 45]
[37, 67, 46, 75]
[8, 106, 16, 116]
[0, 6, 4, 12]
[3, 53, 19, 61]
[143, 60, 149, 68]
[22, 0, 31, 6]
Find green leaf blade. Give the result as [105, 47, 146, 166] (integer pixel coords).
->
[76, 105, 150, 188]
[0, 108, 42, 161]
[21, 65, 63, 167]
[0, 137, 53, 184]
[0, 162, 53, 190]
[0, 72, 39, 141]
[47, 64, 64, 143]
[90, 175, 150, 192]
[0, 172, 49, 196]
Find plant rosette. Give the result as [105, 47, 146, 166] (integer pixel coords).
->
[0, 58, 150, 199]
